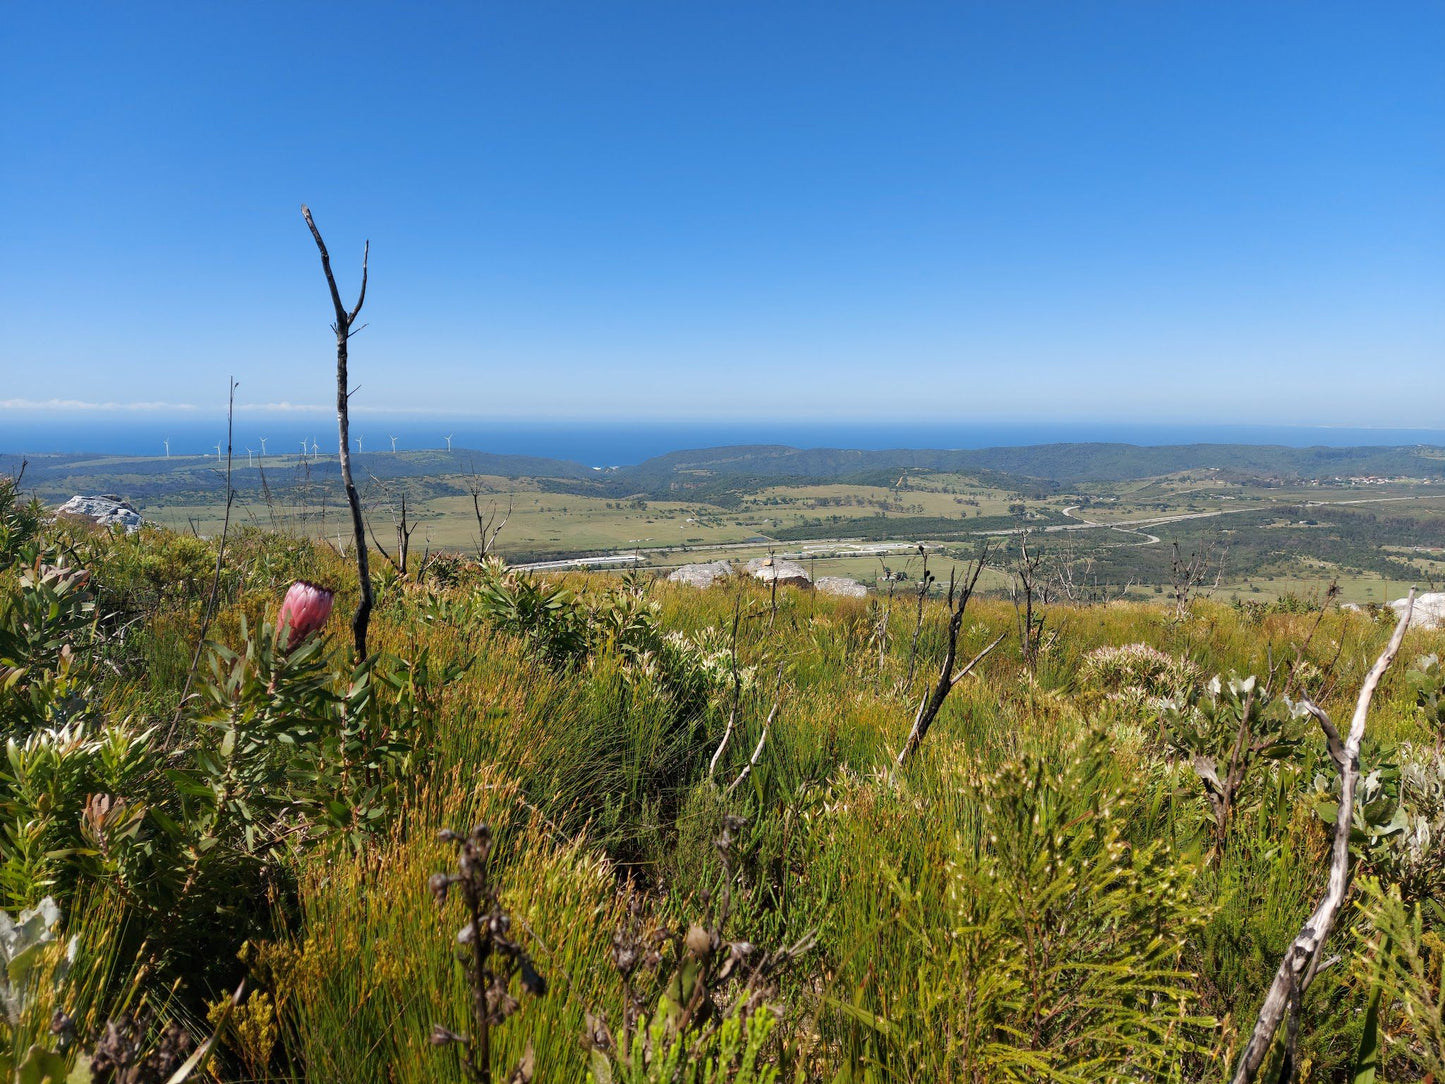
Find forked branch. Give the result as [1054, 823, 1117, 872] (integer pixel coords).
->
[897, 546, 998, 767]
[302, 204, 373, 660]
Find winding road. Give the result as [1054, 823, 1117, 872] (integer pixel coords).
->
[513, 493, 1443, 572]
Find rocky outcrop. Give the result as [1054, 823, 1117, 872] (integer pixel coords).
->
[744, 556, 811, 588]
[1390, 592, 1445, 630]
[816, 576, 867, 598]
[57, 495, 143, 533]
[668, 561, 734, 589]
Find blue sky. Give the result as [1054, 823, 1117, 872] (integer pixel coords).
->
[2, 2, 1441, 427]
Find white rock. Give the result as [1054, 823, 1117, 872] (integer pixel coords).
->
[668, 561, 734, 588]
[1389, 592, 1445, 630]
[744, 556, 812, 588]
[57, 495, 143, 533]
[816, 576, 868, 598]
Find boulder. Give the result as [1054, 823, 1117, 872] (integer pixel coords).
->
[668, 561, 734, 589]
[744, 556, 812, 588]
[816, 576, 868, 598]
[1389, 591, 1445, 630]
[57, 495, 143, 533]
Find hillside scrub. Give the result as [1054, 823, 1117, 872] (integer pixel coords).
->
[2, 473, 1443, 1081]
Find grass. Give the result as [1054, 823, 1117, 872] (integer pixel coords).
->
[6, 471, 1445, 1080]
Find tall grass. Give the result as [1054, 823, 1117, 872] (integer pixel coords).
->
[4, 495, 1442, 1081]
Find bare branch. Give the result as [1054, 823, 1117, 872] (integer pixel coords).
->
[301, 204, 348, 327]
[948, 631, 1007, 690]
[349, 239, 369, 323]
[897, 545, 992, 767]
[1230, 591, 1415, 1083]
[468, 471, 513, 559]
[302, 205, 373, 659]
[728, 701, 778, 795]
[367, 516, 401, 574]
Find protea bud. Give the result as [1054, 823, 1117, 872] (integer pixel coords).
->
[277, 581, 334, 652]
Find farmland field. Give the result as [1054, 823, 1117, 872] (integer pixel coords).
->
[12, 441, 1445, 603]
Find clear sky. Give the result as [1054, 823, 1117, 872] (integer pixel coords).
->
[2, 2, 1441, 427]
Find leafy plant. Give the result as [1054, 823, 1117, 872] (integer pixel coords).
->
[1352, 878, 1445, 1079]
[1406, 653, 1445, 733]
[1161, 672, 1307, 857]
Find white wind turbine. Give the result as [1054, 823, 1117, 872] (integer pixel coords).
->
[444, 434, 453, 452]
[311, 438, 319, 458]
[390, 435, 398, 453]
[246, 447, 253, 467]
[214, 442, 222, 459]
[356, 435, 364, 453]
[259, 437, 267, 457]
[163, 438, 170, 459]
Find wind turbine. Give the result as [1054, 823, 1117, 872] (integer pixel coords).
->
[301, 438, 308, 457]
[259, 437, 267, 457]
[390, 435, 398, 453]
[311, 438, 319, 458]
[246, 447, 253, 467]
[444, 434, 453, 452]
[214, 442, 222, 459]
[356, 435, 364, 454]
[162, 438, 170, 459]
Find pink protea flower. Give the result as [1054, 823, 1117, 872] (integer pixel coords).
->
[277, 581, 334, 653]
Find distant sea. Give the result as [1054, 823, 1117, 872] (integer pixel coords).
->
[3, 417, 1444, 467]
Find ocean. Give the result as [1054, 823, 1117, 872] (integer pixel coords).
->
[2, 416, 1443, 466]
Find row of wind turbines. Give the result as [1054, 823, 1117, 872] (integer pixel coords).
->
[163, 434, 459, 461]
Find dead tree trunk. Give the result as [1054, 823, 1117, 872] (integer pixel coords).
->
[1230, 592, 1414, 1083]
[897, 546, 1003, 767]
[302, 205, 372, 660]
[469, 473, 513, 559]
[369, 492, 418, 577]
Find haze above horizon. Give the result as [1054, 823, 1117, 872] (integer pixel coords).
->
[3, 3, 1441, 427]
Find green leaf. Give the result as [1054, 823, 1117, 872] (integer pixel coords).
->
[1351, 978, 1382, 1083]
[16, 1045, 69, 1084]
[588, 1048, 614, 1084]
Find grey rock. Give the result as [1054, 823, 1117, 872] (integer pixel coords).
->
[744, 556, 812, 588]
[816, 576, 868, 598]
[1390, 591, 1445, 630]
[57, 495, 143, 533]
[668, 561, 734, 589]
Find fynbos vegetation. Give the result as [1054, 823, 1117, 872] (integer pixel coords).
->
[2, 467, 1442, 1081]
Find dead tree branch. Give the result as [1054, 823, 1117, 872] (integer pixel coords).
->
[1230, 591, 1415, 1083]
[468, 471, 513, 559]
[302, 204, 372, 659]
[1171, 537, 1225, 620]
[368, 491, 418, 577]
[897, 546, 999, 767]
[728, 700, 779, 796]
